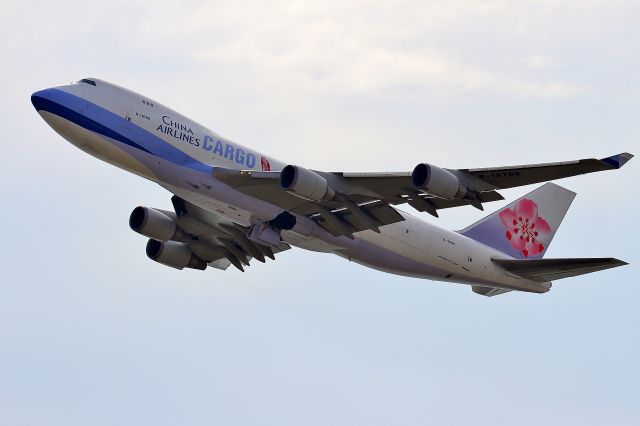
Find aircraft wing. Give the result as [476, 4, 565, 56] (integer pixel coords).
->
[169, 196, 290, 271]
[212, 152, 632, 238]
[212, 169, 407, 237]
[338, 152, 633, 198]
[459, 152, 634, 190]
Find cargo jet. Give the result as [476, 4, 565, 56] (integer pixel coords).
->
[32, 78, 632, 296]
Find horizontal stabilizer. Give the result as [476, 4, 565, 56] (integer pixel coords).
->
[492, 257, 628, 282]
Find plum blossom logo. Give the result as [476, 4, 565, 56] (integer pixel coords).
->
[261, 156, 271, 171]
[499, 198, 551, 257]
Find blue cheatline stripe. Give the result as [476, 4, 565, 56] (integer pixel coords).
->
[32, 88, 212, 173]
[32, 94, 152, 155]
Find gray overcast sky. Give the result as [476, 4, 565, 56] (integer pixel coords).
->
[1, 1, 639, 425]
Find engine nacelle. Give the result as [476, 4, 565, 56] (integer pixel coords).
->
[146, 239, 207, 270]
[280, 165, 336, 201]
[129, 206, 189, 242]
[412, 163, 468, 199]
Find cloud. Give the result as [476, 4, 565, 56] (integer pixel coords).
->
[522, 54, 557, 69]
[191, 41, 583, 99]
[127, 0, 587, 100]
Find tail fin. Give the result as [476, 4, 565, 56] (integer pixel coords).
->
[459, 183, 576, 259]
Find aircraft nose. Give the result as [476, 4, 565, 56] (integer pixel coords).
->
[31, 88, 56, 112]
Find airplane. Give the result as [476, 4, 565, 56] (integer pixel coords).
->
[31, 78, 632, 297]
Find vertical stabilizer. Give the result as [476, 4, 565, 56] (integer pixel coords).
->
[459, 183, 576, 259]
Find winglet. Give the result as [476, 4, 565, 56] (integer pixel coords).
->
[600, 152, 633, 169]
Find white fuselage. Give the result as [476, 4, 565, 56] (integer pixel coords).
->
[33, 79, 550, 293]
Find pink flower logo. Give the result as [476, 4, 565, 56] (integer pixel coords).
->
[499, 198, 551, 257]
[261, 156, 271, 171]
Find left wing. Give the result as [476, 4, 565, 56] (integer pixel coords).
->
[212, 152, 631, 238]
[131, 196, 291, 272]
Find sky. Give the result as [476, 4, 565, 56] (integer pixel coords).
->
[1, 1, 639, 425]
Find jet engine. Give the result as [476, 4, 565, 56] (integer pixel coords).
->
[412, 163, 468, 199]
[145, 239, 207, 270]
[280, 165, 336, 201]
[129, 206, 189, 242]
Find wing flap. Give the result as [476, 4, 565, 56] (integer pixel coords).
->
[407, 190, 504, 210]
[311, 201, 405, 236]
[492, 257, 628, 282]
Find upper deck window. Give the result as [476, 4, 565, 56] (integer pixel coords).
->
[78, 78, 96, 86]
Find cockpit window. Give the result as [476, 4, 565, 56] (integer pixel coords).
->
[78, 78, 96, 86]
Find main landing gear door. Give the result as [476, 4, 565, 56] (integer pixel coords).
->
[249, 223, 282, 247]
[249, 211, 296, 247]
